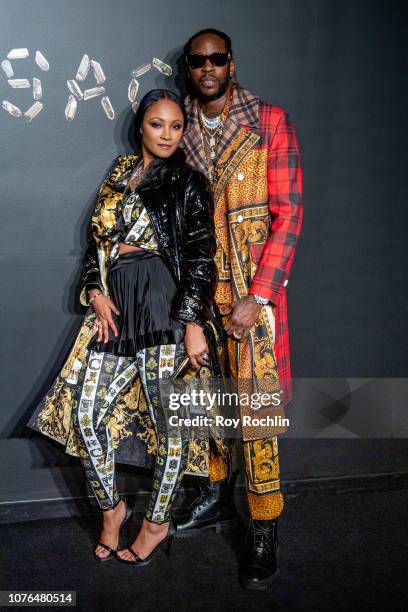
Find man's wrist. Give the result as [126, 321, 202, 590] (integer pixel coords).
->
[249, 293, 269, 305]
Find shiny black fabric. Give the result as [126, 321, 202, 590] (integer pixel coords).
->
[89, 250, 185, 355]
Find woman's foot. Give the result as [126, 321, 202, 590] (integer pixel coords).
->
[116, 518, 170, 562]
[95, 499, 126, 560]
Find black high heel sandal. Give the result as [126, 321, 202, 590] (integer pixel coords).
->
[94, 497, 133, 563]
[116, 520, 176, 566]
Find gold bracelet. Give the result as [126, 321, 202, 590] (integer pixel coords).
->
[89, 292, 102, 305]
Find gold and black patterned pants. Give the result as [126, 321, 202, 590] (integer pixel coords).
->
[208, 439, 284, 521]
[71, 343, 190, 523]
[208, 319, 284, 521]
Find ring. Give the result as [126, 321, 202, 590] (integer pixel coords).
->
[233, 330, 242, 340]
[201, 352, 209, 360]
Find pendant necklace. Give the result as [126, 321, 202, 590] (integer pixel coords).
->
[198, 87, 234, 184]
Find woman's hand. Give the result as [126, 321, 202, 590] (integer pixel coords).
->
[184, 323, 209, 370]
[89, 289, 120, 343]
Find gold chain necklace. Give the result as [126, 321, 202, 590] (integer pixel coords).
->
[198, 87, 234, 184]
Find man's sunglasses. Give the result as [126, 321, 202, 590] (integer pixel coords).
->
[187, 51, 232, 69]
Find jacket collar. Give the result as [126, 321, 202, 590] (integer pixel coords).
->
[113, 154, 165, 201]
[182, 83, 259, 176]
[111, 154, 142, 192]
[184, 82, 259, 130]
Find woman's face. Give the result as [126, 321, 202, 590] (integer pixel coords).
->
[140, 98, 185, 161]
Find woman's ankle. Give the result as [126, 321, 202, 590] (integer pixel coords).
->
[142, 517, 170, 535]
[101, 499, 124, 523]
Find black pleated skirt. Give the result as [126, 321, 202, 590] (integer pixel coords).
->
[88, 250, 185, 356]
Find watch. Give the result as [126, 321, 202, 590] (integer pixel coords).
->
[251, 293, 269, 305]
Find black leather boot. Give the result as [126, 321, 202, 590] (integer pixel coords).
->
[174, 474, 237, 538]
[239, 519, 279, 590]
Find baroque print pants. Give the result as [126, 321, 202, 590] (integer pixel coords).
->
[71, 342, 190, 523]
[208, 311, 284, 521]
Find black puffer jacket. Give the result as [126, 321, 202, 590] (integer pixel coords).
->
[137, 161, 217, 329]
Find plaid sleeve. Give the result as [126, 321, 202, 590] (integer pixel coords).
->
[248, 110, 303, 305]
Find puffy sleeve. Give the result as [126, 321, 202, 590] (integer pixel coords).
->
[170, 169, 218, 327]
[78, 223, 103, 307]
[78, 156, 125, 306]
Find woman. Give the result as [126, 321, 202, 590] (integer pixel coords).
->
[28, 89, 223, 565]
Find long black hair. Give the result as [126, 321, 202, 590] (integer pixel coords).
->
[134, 89, 188, 185]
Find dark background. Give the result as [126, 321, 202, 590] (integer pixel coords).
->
[0, 0, 407, 512]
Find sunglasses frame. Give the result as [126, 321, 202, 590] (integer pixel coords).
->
[186, 51, 232, 69]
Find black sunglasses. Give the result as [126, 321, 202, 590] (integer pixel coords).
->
[187, 51, 232, 69]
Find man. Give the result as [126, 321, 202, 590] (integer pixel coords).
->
[177, 28, 303, 590]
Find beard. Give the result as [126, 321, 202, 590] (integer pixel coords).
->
[190, 73, 231, 102]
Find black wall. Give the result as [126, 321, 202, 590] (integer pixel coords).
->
[1, 0, 407, 507]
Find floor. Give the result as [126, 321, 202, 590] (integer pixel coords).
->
[1, 487, 407, 611]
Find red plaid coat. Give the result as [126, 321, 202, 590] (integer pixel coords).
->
[182, 85, 303, 406]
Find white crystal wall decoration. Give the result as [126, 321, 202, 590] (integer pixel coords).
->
[24, 101, 43, 122]
[65, 95, 77, 121]
[152, 58, 172, 76]
[76, 54, 90, 81]
[83, 86, 105, 100]
[101, 96, 114, 120]
[33, 77, 42, 100]
[35, 50, 49, 71]
[67, 56, 113, 120]
[2, 100, 22, 117]
[131, 62, 151, 78]
[67, 79, 83, 100]
[3, 49, 50, 119]
[7, 48, 29, 59]
[1, 60, 13, 78]
[127, 78, 139, 103]
[91, 60, 106, 84]
[8, 79, 30, 88]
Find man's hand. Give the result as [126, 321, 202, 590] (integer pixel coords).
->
[224, 296, 263, 339]
[89, 289, 120, 343]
